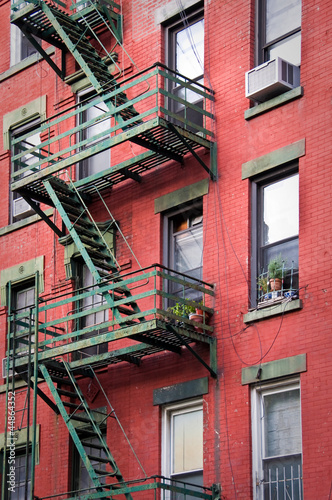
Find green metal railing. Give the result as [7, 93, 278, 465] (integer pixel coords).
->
[36, 475, 221, 500]
[11, 63, 215, 188]
[257, 263, 299, 305]
[7, 264, 214, 369]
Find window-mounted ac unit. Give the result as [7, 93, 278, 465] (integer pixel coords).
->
[13, 197, 35, 219]
[245, 57, 300, 102]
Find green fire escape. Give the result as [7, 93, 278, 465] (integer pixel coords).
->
[3, 0, 219, 498]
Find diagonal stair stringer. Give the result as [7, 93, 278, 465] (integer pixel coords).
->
[39, 362, 133, 498]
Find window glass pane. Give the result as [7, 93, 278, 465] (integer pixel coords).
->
[172, 409, 203, 473]
[266, 0, 301, 43]
[262, 174, 299, 245]
[263, 389, 301, 458]
[79, 98, 110, 178]
[268, 32, 301, 66]
[176, 19, 204, 80]
[174, 225, 203, 276]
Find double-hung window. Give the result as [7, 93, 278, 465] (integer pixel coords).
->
[12, 283, 35, 356]
[10, 0, 40, 66]
[252, 166, 299, 303]
[258, 0, 302, 66]
[162, 400, 203, 498]
[251, 379, 303, 500]
[5, 449, 32, 499]
[166, 7, 204, 131]
[77, 93, 110, 180]
[11, 121, 40, 223]
[165, 202, 203, 303]
[76, 264, 108, 360]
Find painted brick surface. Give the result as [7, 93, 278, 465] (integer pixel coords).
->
[0, 0, 331, 499]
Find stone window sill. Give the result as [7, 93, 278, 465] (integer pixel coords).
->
[243, 298, 302, 323]
[244, 86, 303, 120]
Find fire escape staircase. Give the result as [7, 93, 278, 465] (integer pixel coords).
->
[11, 0, 215, 206]
[5, 3, 218, 498]
[43, 175, 142, 327]
[39, 360, 133, 498]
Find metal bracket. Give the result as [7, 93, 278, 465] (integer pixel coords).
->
[165, 324, 217, 378]
[167, 123, 217, 180]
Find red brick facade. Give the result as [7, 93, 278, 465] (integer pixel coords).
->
[0, 0, 331, 499]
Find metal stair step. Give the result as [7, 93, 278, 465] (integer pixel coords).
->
[62, 401, 81, 410]
[86, 247, 114, 262]
[69, 413, 91, 424]
[117, 305, 137, 316]
[51, 375, 73, 386]
[79, 235, 105, 249]
[88, 454, 112, 464]
[57, 388, 80, 398]
[81, 440, 105, 450]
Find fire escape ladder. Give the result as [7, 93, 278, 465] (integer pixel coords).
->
[12, 0, 139, 128]
[39, 361, 133, 499]
[42, 176, 142, 325]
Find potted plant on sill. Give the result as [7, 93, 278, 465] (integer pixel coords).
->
[167, 302, 196, 321]
[268, 255, 284, 291]
[188, 302, 212, 333]
[257, 274, 270, 301]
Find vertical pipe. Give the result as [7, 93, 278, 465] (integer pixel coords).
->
[1, 281, 12, 500]
[24, 307, 33, 499]
[30, 271, 39, 500]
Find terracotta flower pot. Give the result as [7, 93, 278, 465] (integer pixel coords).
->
[189, 313, 204, 333]
[269, 278, 282, 291]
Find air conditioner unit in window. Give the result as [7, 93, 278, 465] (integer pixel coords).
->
[13, 197, 35, 219]
[245, 57, 300, 102]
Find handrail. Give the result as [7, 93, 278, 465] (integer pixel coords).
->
[7, 264, 215, 361]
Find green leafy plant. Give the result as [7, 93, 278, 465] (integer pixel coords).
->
[257, 275, 268, 294]
[168, 302, 196, 317]
[268, 255, 285, 279]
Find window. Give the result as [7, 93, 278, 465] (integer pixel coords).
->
[10, 0, 40, 66]
[258, 0, 301, 66]
[77, 93, 110, 180]
[75, 264, 108, 360]
[72, 431, 107, 494]
[166, 7, 204, 131]
[252, 167, 299, 304]
[12, 283, 35, 355]
[165, 202, 203, 303]
[5, 449, 32, 499]
[10, 121, 40, 223]
[251, 379, 303, 500]
[162, 400, 203, 498]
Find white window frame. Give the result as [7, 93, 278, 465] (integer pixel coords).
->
[162, 399, 203, 497]
[251, 378, 303, 500]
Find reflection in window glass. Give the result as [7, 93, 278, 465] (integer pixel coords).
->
[175, 19, 204, 80]
[263, 389, 301, 458]
[268, 32, 301, 67]
[266, 0, 301, 43]
[172, 409, 203, 474]
[174, 225, 203, 278]
[78, 96, 110, 179]
[263, 174, 299, 245]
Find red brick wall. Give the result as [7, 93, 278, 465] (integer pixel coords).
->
[0, 0, 331, 498]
